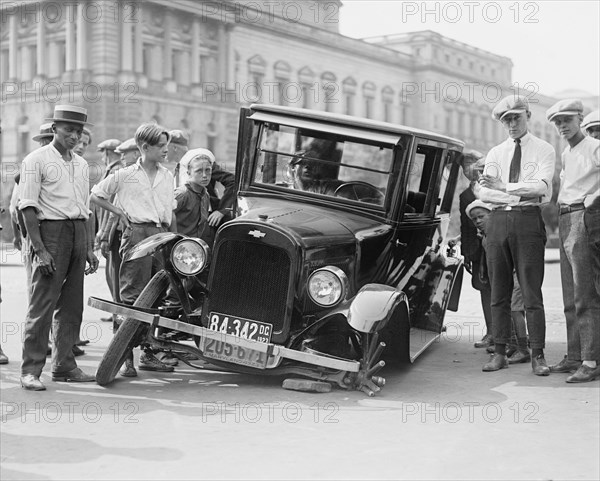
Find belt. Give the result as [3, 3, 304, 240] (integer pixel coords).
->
[492, 205, 540, 212]
[130, 222, 167, 228]
[559, 203, 585, 215]
[41, 218, 86, 222]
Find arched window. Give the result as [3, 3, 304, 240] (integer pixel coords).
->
[382, 86, 394, 122]
[362, 81, 376, 119]
[342, 77, 357, 115]
[247, 54, 267, 102]
[321, 71, 337, 112]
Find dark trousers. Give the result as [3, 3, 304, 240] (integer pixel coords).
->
[119, 224, 165, 305]
[584, 203, 600, 297]
[106, 230, 122, 303]
[471, 259, 493, 336]
[485, 208, 547, 349]
[21, 220, 87, 376]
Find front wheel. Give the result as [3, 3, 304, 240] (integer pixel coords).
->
[95, 271, 170, 386]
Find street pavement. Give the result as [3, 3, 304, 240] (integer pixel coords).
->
[0, 245, 598, 481]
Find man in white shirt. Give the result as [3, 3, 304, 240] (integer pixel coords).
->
[547, 99, 600, 383]
[92, 123, 177, 374]
[479, 95, 555, 376]
[18, 105, 99, 390]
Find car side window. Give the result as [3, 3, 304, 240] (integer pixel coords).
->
[405, 145, 441, 214]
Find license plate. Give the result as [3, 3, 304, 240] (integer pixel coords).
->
[207, 312, 272, 343]
[201, 313, 273, 369]
[200, 337, 269, 369]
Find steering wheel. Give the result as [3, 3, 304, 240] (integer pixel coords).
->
[334, 182, 384, 205]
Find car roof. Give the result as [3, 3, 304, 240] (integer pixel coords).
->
[250, 104, 465, 149]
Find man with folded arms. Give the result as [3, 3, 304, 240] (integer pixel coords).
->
[478, 95, 555, 376]
[18, 105, 99, 390]
[547, 99, 600, 383]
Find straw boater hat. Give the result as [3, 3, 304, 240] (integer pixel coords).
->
[32, 123, 54, 142]
[45, 105, 94, 126]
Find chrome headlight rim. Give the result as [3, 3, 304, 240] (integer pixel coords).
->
[307, 266, 349, 308]
[170, 238, 210, 276]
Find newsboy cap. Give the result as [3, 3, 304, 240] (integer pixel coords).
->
[546, 99, 584, 122]
[45, 104, 93, 126]
[97, 138, 121, 152]
[32, 122, 54, 142]
[582, 109, 600, 130]
[492, 95, 530, 121]
[168, 130, 189, 146]
[466, 199, 493, 218]
[115, 138, 139, 154]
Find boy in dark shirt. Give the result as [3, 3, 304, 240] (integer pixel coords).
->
[173, 149, 215, 246]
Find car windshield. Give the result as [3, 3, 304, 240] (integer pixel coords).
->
[252, 123, 396, 207]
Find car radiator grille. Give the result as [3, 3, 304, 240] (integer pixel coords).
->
[209, 240, 291, 333]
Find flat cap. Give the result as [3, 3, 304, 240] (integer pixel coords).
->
[115, 138, 139, 154]
[97, 138, 121, 151]
[168, 130, 189, 146]
[582, 109, 600, 130]
[492, 95, 530, 121]
[546, 99, 584, 122]
[458, 148, 484, 165]
[32, 122, 54, 142]
[466, 199, 493, 218]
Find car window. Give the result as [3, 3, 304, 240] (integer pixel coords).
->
[405, 144, 444, 215]
[253, 123, 395, 206]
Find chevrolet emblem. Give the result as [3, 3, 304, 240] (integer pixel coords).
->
[248, 230, 266, 238]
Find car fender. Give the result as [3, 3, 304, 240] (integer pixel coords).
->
[124, 232, 184, 262]
[346, 284, 409, 333]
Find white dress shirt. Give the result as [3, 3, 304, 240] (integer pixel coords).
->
[479, 132, 556, 207]
[92, 160, 176, 225]
[557, 135, 600, 207]
[18, 144, 91, 220]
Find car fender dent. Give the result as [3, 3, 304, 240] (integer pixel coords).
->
[347, 284, 408, 333]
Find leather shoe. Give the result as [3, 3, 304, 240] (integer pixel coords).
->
[482, 354, 508, 371]
[75, 339, 90, 346]
[52, 367, 95, 382]
[21, 374, 46, 391]
[72, 345, 85, 356]
[474, 334, 493, 348]
[486, 345, 495, 354]
[139, 352, 174, 372]
[508, 349, 531, 364]
[156, 352, 179, 367]
[0, 347, 8, 365]
[566, 364, 600, 383]
[532, 355, 550, 376]
[120, 358, 138, 378]
[549, 355, 582, 373]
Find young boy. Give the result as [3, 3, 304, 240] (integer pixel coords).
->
[466, 200, 530, 368]
[91, 123, 176, 375]
[173, 149, 215, 246]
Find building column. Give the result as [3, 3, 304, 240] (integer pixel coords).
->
[217, 24, 227, 85]
[163, 10, 173, 79]
[226, 26, 235, 88]
[36, 19, 46, 77]
[76, 4, 88, 70]
[191, 19, 201, 84]
[120, 8, 133, 71]
[134, 3, 144, 74]
[65, 3, 76, 71]
[8, 13, 18, 80]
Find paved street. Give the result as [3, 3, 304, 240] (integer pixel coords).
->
[0, 247, 598, 481]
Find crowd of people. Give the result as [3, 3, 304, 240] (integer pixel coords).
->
[458, 96, 599, 382]
[2, 104, 234, 390]
[1, 96, 598, 389]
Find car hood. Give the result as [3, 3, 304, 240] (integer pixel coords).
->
[235, 197, 389, 248]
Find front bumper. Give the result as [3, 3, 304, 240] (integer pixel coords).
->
[88, 296, 360, 373]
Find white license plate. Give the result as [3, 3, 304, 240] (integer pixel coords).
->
[207, 312, 272, 343]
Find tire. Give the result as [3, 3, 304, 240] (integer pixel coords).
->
[95, 271, 170, 386]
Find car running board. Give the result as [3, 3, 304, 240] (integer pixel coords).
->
[409, 327, 441, 363]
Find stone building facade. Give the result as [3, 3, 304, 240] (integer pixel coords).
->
[0, 0, 592, 238]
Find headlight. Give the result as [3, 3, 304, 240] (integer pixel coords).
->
[307, 266, 348, 307]
[171, 238, 210, 276]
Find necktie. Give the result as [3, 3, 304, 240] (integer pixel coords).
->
[509, 138, 521, 183]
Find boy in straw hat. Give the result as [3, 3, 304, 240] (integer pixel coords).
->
[18, 105, 99, 390]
